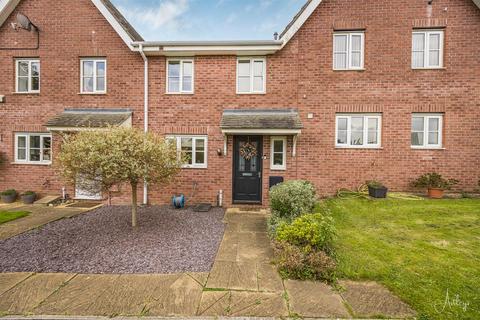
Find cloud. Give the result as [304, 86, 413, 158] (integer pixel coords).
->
[119, 0, 190, 30]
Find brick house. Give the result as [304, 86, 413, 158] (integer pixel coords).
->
[0, 0, 479, 206]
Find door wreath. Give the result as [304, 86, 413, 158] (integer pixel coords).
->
[240, 142, 258, 160]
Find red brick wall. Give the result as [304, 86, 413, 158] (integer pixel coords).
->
[1, 0, 479, 206]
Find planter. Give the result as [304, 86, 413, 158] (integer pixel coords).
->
[368, 186, 388, 198]
[1, 194, 17, 203]
[21, 194, 36, 204]
[428, 188, 444, 199]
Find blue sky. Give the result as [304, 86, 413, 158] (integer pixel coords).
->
[111, 0, 306, 41]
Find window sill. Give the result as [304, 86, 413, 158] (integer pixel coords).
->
[181, 165, 208, 169]
[335, 146, 383, 150]
[236, 92, 266, 95]
[411, 147, 445, 150]
[78, 92, 107, 95]
[333, 68, 365, 72]
[270, 167, 287, 171]
[412, 67, 446, 70]
[11, 162, 52, 166]
[165, 92, 195, 95]
[12, 92, 40, 95]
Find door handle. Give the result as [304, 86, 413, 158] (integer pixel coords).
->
[258, 172, 262, 178]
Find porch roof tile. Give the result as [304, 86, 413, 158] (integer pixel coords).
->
[220, 109, 303, 130]
[45, 109, 132, 130]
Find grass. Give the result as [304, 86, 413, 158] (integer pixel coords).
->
[0, 210, 30, 224]
[317, 197, 480, 320]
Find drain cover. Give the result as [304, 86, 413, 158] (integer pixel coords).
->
[193, 203, 212, 212]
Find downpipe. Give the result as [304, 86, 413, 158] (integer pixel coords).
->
[139, 44, 149, 205]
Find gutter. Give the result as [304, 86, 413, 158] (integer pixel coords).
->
[139, 44, 149, 205]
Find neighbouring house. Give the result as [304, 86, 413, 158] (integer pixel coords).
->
[0, 0, 479, 206]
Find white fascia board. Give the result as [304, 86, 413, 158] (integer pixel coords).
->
[222, 129, 302, 135]
[281, 0, 322, 48]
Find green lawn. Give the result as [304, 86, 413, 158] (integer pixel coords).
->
[0, 211, 30, 224]
[318, 197, 480, 320]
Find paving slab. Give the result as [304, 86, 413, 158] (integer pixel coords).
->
[206, 261, 257, 291]
[340, 280, 416, 318]
[0, 273, 75, 314]
[284, 279, 351, 318]
[197, 291, 288, 317]
[187, 272, 210, 287]
[236, 232, 273, 263]
[256, 263, 283, 293]
[0, 273, 33, 296]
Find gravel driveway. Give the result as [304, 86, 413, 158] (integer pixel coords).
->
[0, 206, 225, 274]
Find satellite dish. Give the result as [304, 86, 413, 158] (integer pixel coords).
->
[16, 13, 37, 31]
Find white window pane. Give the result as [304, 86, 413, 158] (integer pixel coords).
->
[428, 132, 439, 145]
[351, 117, 364, 131]
[413, 33, 425, 51]
[83, 77, 94, 92]
[182, 76, 192, 92]
[337, 118, 348, 130]
[238, 61, 250, 77]
[183, 62, 193, 77]
[351, 131, 364, 145]
[273, 153, 283, 165]
[181, 138, 193, 165]
[429, 33, 440, 50]
[96, 77, 105, 91]
[17, 148, 26, 160]
[30, 135, 40, 148]
[429, 118, 439, 131]
[168, 62, 180, 77]
[334, 35, 347, 52]
[429, 51, 440, 66]
[17, 136, 26, 148]
[337, 130, 347, 144]
[253, 61, 264, 77]
[253, 76, 263, 92]
[351, 52, 361, 68]
[411, 132, 424, 146]
[334, 53, 347, 69]
[368, 118, 378, 131]
[195, 151, 205, 164]
[238, 77, 250, 92]
[351, 35, 361, 51]
[196, 139, 205, 150]
[31, 62, 40, 77]
[412, 117, 425, 131]
[413, 52, 425, 68]
[368, 131, 378, 144]
[273, 140, 283, 153]
[168, 77, 180, 92]
[29, 149, 41, 162]
[31, 77, 40, 91]
[18, 77, 28, 92]
[18, 62, 29, 76]
[83, 61, 94, 77]
[96, 61, 105, 77]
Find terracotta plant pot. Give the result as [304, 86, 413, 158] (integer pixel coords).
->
[428, 188, 444, 199]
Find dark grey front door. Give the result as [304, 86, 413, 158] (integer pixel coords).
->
[233, 136, 263, 203]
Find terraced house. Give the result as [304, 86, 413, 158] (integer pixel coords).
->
[0, 0, 479, 206]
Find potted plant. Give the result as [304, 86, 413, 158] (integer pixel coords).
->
[412, 172, 459, 199]
[21, 191, 36, 204]
[1, 189, 17, 203]
[366, 180, 388, 198]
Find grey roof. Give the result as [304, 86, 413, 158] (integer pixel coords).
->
[45, 109, 132, 128]
[220, 109, 303, 130]
[100, 0, 144, 42]
[279, 0, 313, 39]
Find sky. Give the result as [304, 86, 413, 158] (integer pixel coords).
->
[111, 0, 306, 41]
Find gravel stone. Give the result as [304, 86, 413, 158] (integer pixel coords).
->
[0, 205, 225, 274]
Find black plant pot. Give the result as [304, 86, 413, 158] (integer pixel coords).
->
[368, 186, 388, 198]
[1, 194, 17, 203]
[21, 194, 36, 204]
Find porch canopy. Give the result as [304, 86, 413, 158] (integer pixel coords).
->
[220, 109, 303, 156]
[45, 109, 132, 132]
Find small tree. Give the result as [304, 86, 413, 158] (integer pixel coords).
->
[57, 127, 181, 227]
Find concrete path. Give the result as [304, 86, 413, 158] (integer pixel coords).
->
[0, 208, 416, 318]
[0, 202, 97, 240]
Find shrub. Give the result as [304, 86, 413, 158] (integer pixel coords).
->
[1, 189, 17, 196]
[366, 180, 385, 188]
[22, 191, 36, 196]
[275, 213, 336, 254]
[269, 180, 316, 221]
[273, 240, 336, 282]
[411, 172, 459, 190]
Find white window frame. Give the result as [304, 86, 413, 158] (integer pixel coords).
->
[166, 58, 194, 94]
[270, 136, 287, 171]
[80, 58, 107, 94]
[333, 32, 365, 70]
[236, 57, 267, 94]
[15, 59, 40, 93]
[14, 133, 52, 165]
[166, 135, 208, 169]
[412, 30, 444, 69]
[411, 113, 443, 149]
[335, 114, 382, 149]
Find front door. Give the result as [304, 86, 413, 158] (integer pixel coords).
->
[233, 136, 263, 203]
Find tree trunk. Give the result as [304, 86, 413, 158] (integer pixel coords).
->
[131, 182, 138, 227]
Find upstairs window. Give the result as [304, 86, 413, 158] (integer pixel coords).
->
[336, 114, 381, 148]
[15, 133, 52, 164]
[16, 59, 40, 93]
[333, 32, 364, 70]
[411, 114, 443, 148]
[81, 59, 106, 93]
[167, 59, 194, 93]
[237, 58, 266, 94]
[166, 136, 207, 168]
[270, 137, 287, 170]
[412, 30, 444, 69]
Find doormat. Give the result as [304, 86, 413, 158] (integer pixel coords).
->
[193, 203, 212, 212]
[67, 202, 102, 209]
